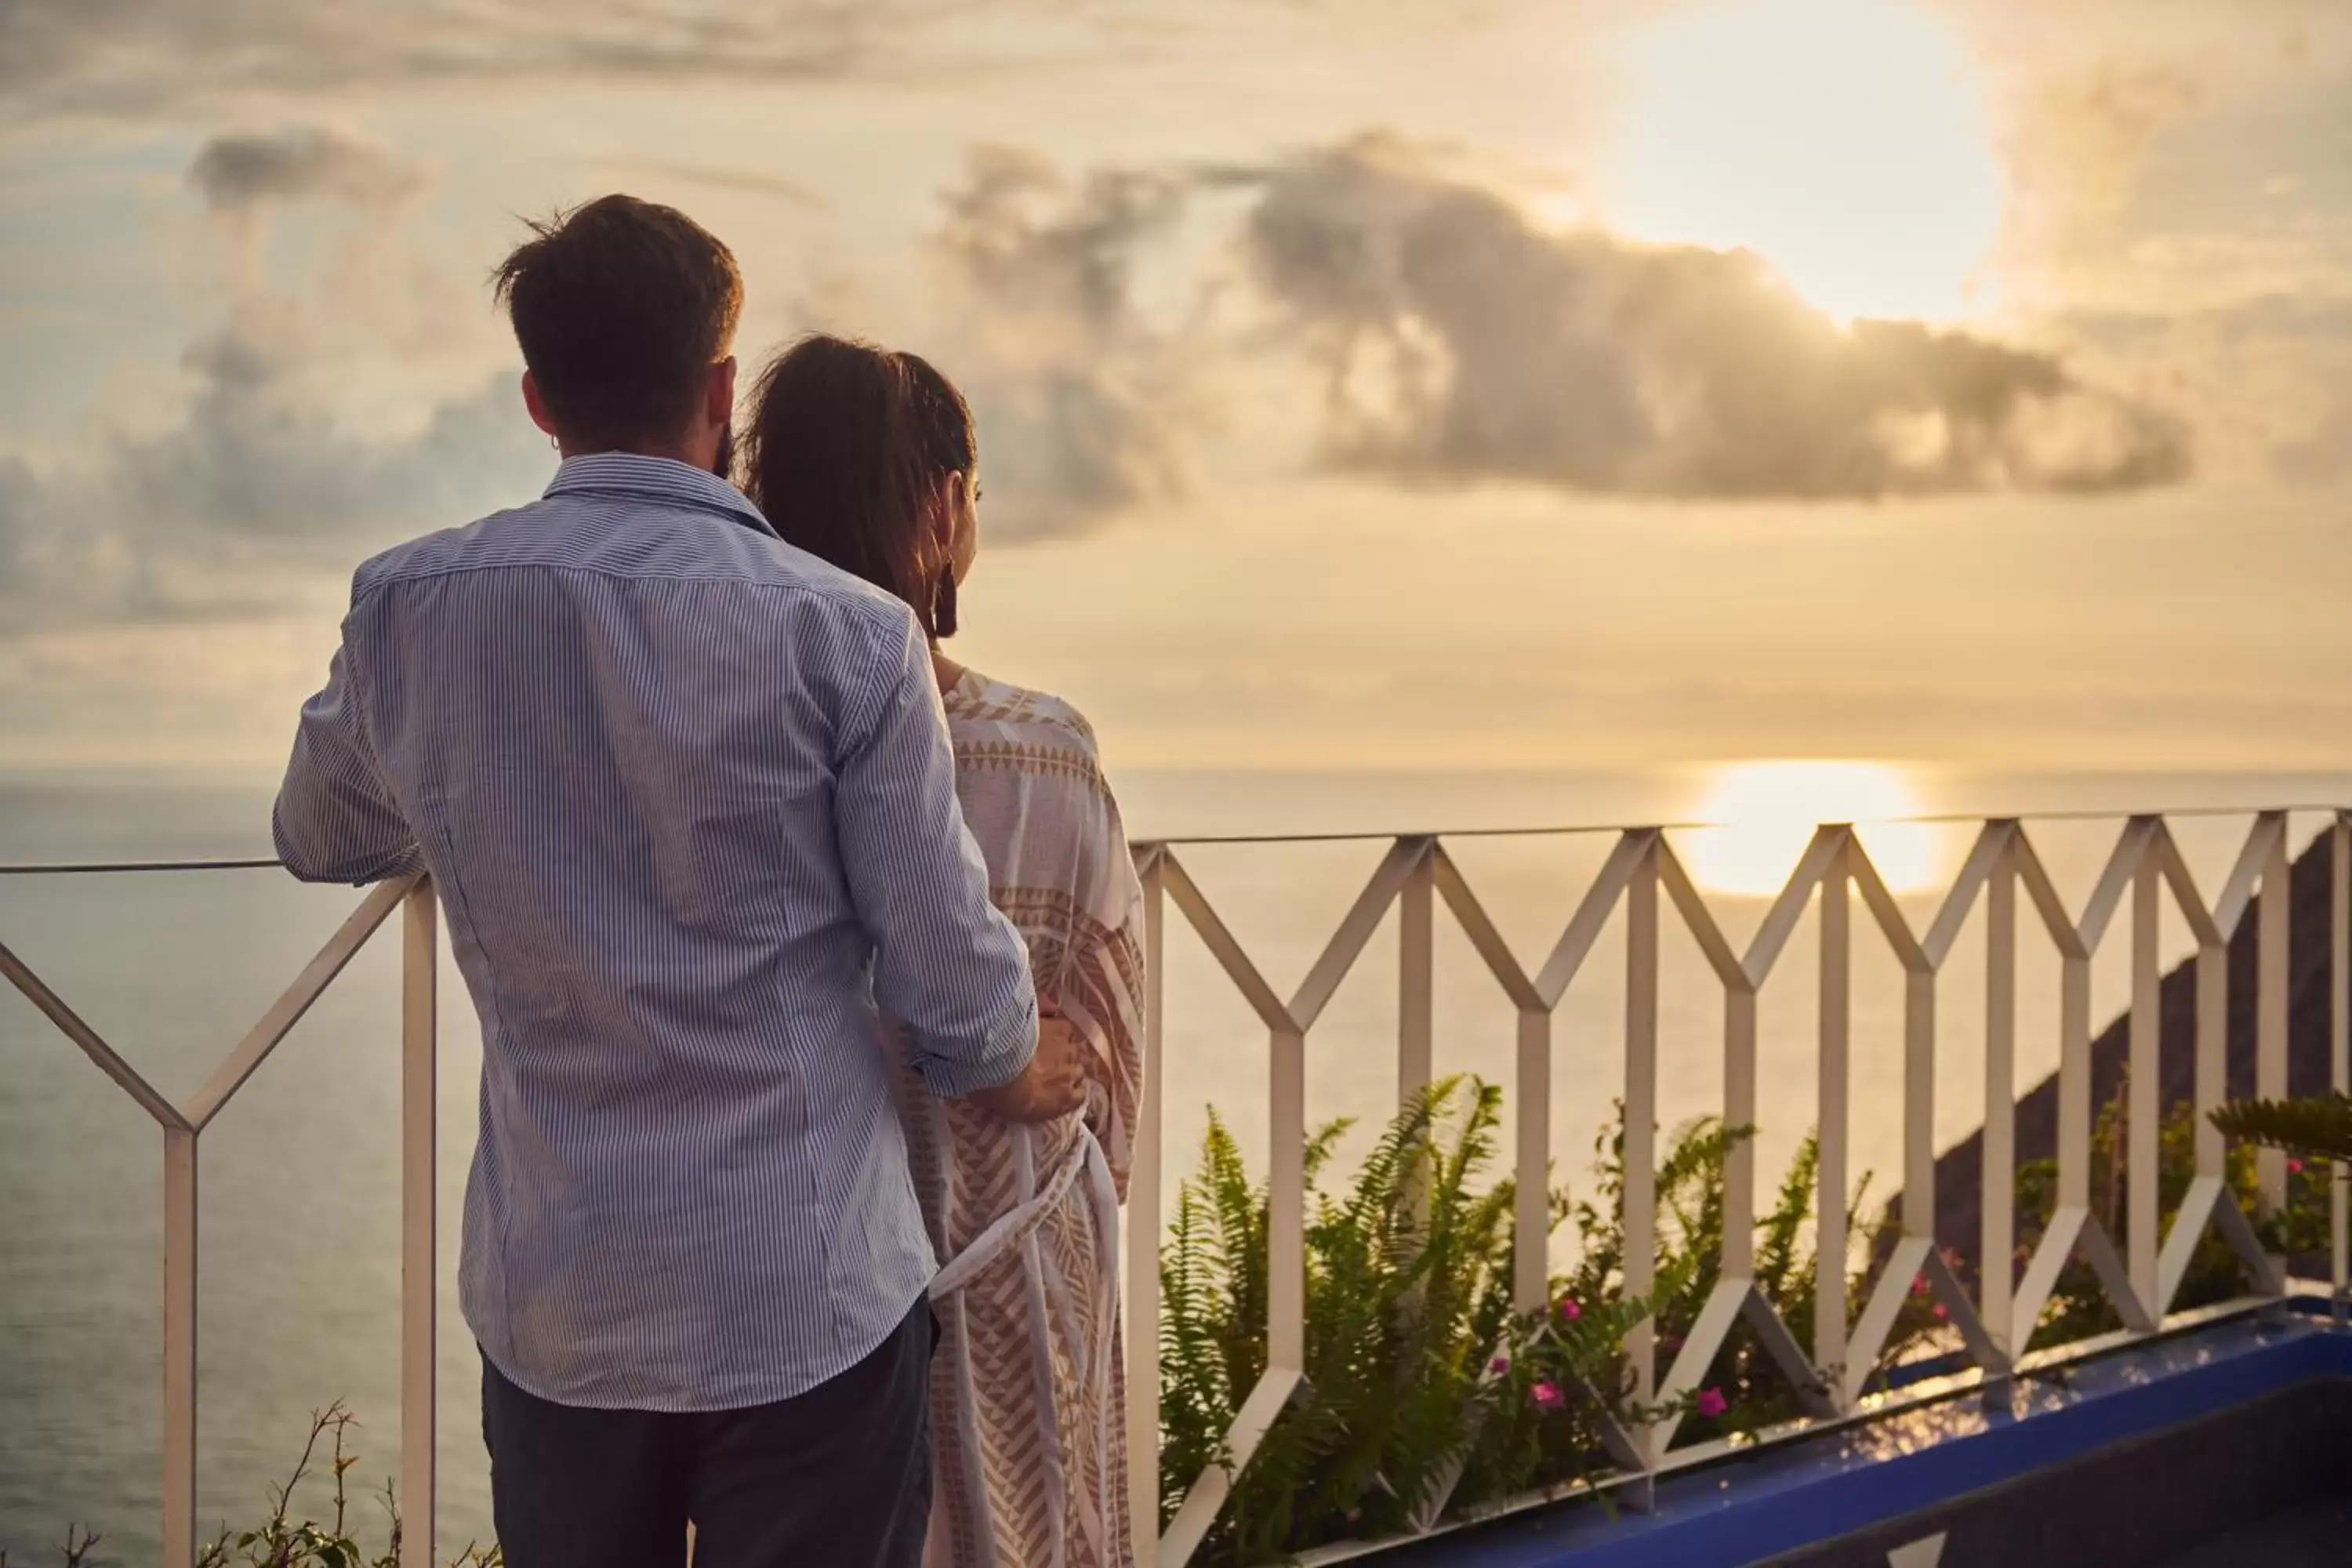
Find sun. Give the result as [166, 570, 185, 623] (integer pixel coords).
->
[1606, 0, 2004, 324]
[1686, 760, 1942, 898]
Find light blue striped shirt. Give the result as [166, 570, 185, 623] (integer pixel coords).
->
[273, 453, 1038, 1411]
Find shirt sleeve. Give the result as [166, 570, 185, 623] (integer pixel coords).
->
[271, 622, 426, 886]
[836, 608, 1038, 1098]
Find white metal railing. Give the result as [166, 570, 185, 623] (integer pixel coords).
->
[1122, 809, 2352, 1566]
[5, 809, 2349, 1566]
[0, 873, 439, 1568]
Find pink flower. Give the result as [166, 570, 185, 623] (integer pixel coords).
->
[2289, 1158, 2307, 1175]
[1911, 1272, 1930, 1298]
[1489, 1356, 1510, 1375]
[1932, 1304, 1949, 1321]
[1556, 1298, 1582, 1322]
[1695, 1387, 1728, 1419]
[1530, 1381, 1566, 1412]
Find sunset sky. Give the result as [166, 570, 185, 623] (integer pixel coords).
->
[2, 0, 2348, 783]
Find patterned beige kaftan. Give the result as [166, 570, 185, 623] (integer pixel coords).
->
[901, 668, 1146, 1568]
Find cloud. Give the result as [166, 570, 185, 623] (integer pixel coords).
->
[0, 460, 30, 579]
[154, 128, 546, 560]
[2057, 291, 2352, 485]
[941, 147, 1192, 335]
[0, 117, 2220, 642]
[0, 345, 547, 634]
[2005, 60, 2203, 225]
[923, 136, 2192, 517]
[927, 146, 1200, 539]
[0, 457, 154, 637]
[2064, 293, 2352, 351]
[189, 127, 425, 210]
[599, 158, 828, 210]
[116, 314, 544, 548]
[0, 128, 548, 635]
[1240, 136, 2191, 498]
[0, 1, 952, 118]
[2277, 397, 2352, 485]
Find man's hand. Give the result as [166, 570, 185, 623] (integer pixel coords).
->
[968, 1013, 1087, 1123]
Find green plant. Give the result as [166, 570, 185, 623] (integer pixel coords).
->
[1549, 1112, 1936, 1439]
[32, 1076, 2316, 1568]
[191, 1403, 501, 1568]
[0, 1524, 102, 1568]
[1447, 1286, 1659, 1512]
[1, 1404, 501, 1568]
[2018, 1074, 2322, 1348]
[1159, 1077, 1536, 1557]
[2213, 1092, 2352, 1163]
[1158, 1079, 1939, 1564]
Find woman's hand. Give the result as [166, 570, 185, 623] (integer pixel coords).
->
[968, 1010, 1087, 1123]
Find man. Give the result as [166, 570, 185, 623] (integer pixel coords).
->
[272, 194, 1084, 1567]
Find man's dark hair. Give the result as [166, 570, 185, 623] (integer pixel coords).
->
[492, 194, 742, 453]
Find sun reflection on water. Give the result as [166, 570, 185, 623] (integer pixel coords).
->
[1686, 760, 1944, 897]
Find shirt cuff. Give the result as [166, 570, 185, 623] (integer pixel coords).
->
[913, 985, 1040, 1100]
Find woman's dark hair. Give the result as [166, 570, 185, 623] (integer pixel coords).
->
[739, 334, 976, 639]
[492, 194, 742, 453]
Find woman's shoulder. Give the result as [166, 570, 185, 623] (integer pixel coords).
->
[945, 669, 1118, 800]
[945, 668, 1100, 754]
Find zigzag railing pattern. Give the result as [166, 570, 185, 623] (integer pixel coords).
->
[1126, 811, 2352, 1565]
[0, 874, 439, 1568]
[5, 811, 2350, 1566]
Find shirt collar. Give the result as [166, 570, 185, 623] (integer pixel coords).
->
[543, 452, 778, 538]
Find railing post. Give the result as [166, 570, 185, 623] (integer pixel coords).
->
[2259, 821, 2290, 1218]
[1399, 840, 1434, 1109]
[1816, 833, 1851, 1398]
[2194, 933, 2227, 1185]
[1623, 844, 1659, 1468]
[2334, 817, 2350, 1323]
[163, 1126, 198, 1566]
[1514, 1009, 1552, 1311]
[1720, 989, 1758, 1279]
[1269, 1027, 1307, 1375]
[1397, 840, 1436, 1251]
[401, 880, 438, 1568]
[2130, 851, 2161, 1313]
[1130, 851, 1166, 1565]
[1901, 972, 1936, 1240]
[2059, 953, 2092, 1214]
[1983, 841, 2016, 1361]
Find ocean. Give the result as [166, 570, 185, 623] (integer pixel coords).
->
[5, 768, 2348, 1559]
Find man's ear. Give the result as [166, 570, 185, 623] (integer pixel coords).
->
[706, 356, 738, 429]
[521, 371, 559, 439]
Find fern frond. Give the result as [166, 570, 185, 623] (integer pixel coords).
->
[2212, 1094, 2352, 1163]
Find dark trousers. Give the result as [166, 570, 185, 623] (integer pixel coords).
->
[480, 1298, 936, 1568]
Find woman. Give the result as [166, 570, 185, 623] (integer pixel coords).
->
[740, 334, 1146, 1568]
